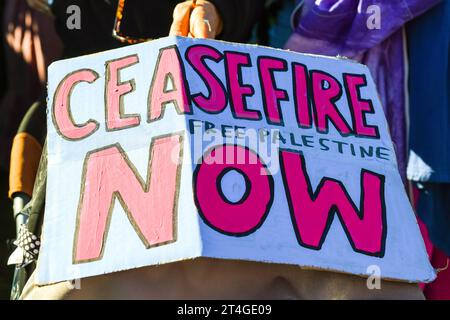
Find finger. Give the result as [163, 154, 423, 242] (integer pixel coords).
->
[190, 7, 214, 39]
[169, 2, 193, 37]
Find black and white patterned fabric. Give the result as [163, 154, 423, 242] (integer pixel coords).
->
[13, 224, 40, 264]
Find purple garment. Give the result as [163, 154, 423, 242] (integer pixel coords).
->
[284, 0, 440, 181]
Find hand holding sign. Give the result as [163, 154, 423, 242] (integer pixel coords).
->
[170, 0, 223, 39]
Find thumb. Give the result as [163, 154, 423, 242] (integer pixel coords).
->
[169, 2, 193, 36]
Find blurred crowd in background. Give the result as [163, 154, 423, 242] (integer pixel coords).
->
[0, 0, 449, 300]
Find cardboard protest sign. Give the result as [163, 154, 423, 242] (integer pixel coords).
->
[37, 36, 435, 284]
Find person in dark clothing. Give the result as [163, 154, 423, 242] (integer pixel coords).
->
[28, 0, 263, 58]
[9, 0, 264, 299]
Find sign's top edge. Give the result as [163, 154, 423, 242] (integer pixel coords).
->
[48, 36, 366, 71]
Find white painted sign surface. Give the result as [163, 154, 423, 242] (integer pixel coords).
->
[37, 37, 435, 284]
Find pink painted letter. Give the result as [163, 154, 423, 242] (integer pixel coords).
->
[293, 63, 313, 128]
[258, 57, 288, 125]
[52, 69, 99, 140]
[148, 46, 191, 122]
[73, 134, 183, 263]
[224, 52, 261, 120]
[194, 145, 273, 236]
[186, 45, 227, 113]
[344, 74, 379, 138]
[105, 55, 140, 131]
[280, 149, 386, 256]
[311, 71, 352, 135]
